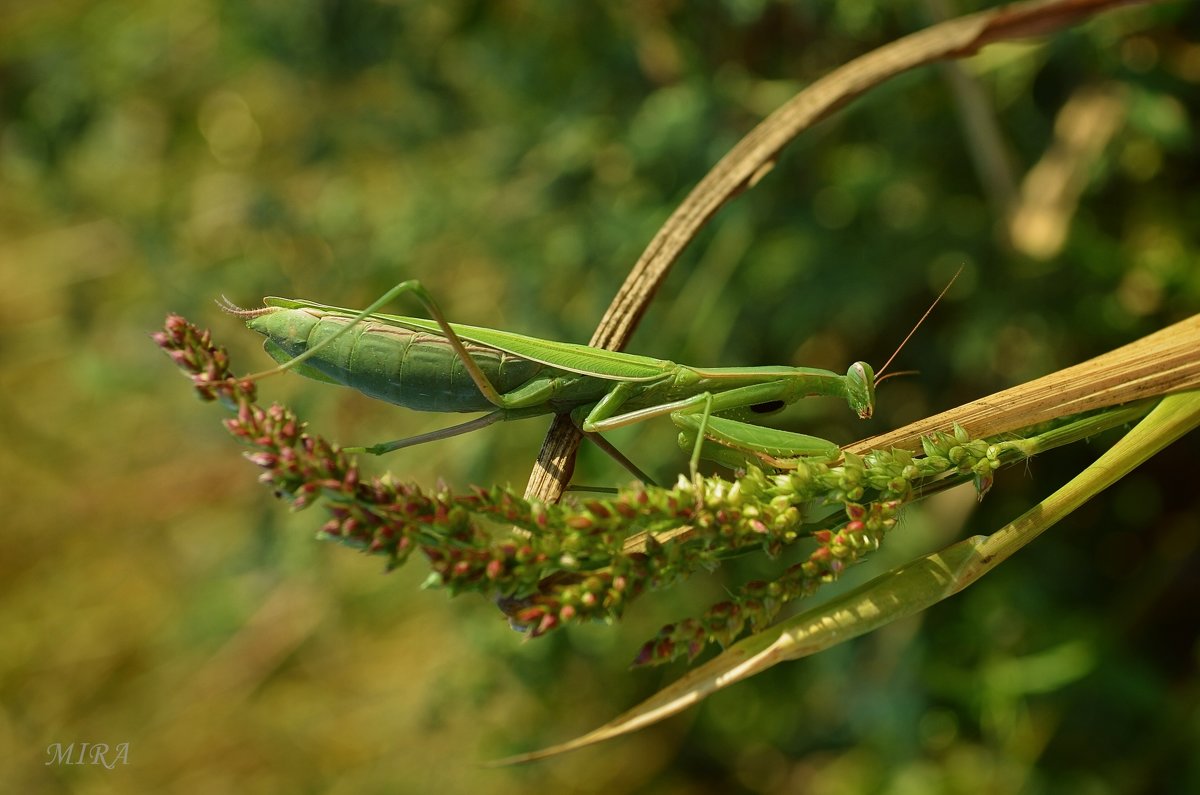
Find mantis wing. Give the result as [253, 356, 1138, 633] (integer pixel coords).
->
[264, 297, 670, 383]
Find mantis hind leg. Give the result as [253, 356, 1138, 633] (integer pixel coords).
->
[581, 432, 660, 486]
[345, 403, 660, 485]
[343, 408, 542, 455]
[357, 411, 659, 485]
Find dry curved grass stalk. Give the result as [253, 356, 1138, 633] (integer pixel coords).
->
[523, 0, 1160, 505]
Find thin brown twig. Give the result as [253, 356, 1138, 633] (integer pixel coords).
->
[522, 0, 1158, 505]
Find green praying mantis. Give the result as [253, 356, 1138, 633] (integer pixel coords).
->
[221, 279, 919, 480]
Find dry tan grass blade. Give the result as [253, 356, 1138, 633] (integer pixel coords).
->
[617, 313, 1200, 557]
[845, 313, 1200, 455]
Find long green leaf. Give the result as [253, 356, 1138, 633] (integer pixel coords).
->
[494, 390, 1200, 764]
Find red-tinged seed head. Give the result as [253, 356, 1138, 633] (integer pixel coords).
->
[486, 559, 504, 580]
[559, 605, 577, 622]
[612, 575, 627, 592]
[246, 452, 276, 468]
[975, 474, 994, 498]
[514, 607, 543, 625]
[813, 529, 833, 543]
[632, 641, 656, 667]
[709, 601, 733, 616]
[846, 520, 865, 534]
[535, 613, 559, 636]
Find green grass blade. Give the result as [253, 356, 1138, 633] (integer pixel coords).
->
[495, 390, 1200, 764]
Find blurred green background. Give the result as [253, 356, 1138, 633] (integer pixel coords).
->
[2, 1, 1198, 792]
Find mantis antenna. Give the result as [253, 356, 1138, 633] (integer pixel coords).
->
[875, 266, 963, 383]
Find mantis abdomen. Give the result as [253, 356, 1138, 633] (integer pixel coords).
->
[251, 308, 547, 413]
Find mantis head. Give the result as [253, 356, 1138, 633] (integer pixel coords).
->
[845, 361, 876, 419]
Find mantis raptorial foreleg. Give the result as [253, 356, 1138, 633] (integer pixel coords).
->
[577, 378, 848, 476]
[673, 415, 841, 471]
